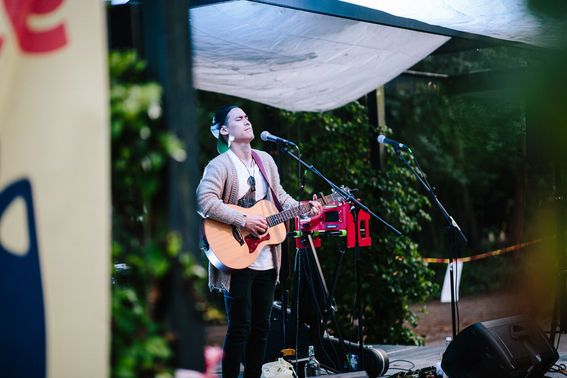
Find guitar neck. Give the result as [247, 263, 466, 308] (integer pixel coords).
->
[266, 191, 344, 227]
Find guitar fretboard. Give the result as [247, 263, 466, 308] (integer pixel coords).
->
[266, 191, 344, 227]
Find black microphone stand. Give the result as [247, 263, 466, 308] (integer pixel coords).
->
[277, 144, 402, 237]
[276, 142, 401, 373]
[391, 145, 467, 340]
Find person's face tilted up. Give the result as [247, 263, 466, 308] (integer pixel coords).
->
[219, 107, 254, 146]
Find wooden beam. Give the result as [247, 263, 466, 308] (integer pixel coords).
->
[141, 0, 205, 371]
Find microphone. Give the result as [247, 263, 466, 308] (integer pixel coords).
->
[377, 135, 410, 150]
[260, 131, 297, 146]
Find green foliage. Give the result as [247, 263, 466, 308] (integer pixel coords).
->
[387, 47, 535, 296]
[110, 50, 207, 377]
[279, 102, 436, 345]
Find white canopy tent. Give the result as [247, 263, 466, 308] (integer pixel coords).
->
[190, 0, 550, 112]
[339, 0, 556, 47]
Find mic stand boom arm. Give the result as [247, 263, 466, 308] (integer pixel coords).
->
[392, 148, 467, 242]
[279, 145, 402, 236]
[392, 146, 467, 340]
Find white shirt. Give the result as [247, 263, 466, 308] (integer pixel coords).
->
[226, 149, 274, 271]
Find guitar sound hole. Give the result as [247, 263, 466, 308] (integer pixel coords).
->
[232, 226, 245, 246]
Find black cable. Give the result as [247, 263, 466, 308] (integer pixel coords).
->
[409, 150, 431, 191]
[296, 145, 301, 224]
[294, 248, 301, 375]
[350, 251, 358, 344]
[412, 150, 462, 333]
[548, 363, 567, 375]
[293, 144, 301, 373]
[389, 359, 416, 371]
[454, 259, 460, 334]
[301, 248, 337, 370]
[405, 147, 466, 336]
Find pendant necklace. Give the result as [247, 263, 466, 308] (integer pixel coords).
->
[237, 157, 256, 192]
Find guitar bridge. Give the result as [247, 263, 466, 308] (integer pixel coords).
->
[232, 225, 245, 246]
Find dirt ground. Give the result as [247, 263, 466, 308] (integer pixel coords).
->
[409, 289, 532, 346]
[205, 288, 554, 347]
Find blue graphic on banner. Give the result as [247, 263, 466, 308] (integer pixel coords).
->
[0, 179, 46, 377]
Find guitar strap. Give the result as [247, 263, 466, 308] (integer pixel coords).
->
[252, 150, 291, 281]
[251, 150, 283, 212]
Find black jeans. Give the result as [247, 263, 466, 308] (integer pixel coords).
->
[222, 268, 277, 378]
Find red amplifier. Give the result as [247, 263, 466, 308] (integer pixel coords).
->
[346, 206, 371, 248]
[294, 202, 371, 249]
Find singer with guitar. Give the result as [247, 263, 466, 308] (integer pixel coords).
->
[197, 105, 322, 378]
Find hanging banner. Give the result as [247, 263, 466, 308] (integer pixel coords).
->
[0, 1, 109, 377]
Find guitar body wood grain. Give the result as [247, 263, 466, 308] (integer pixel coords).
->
[203, 200, 287, 271]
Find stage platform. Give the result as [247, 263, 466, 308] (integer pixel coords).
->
[372, 337, 567, 377]
[212, 336, 567, 377]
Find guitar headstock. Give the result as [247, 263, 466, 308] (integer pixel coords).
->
[328, 186, 356, 204]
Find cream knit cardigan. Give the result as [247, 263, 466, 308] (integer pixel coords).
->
[196, 149, 298, 291]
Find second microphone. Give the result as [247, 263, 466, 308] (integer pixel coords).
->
[260, 131, 297, 147]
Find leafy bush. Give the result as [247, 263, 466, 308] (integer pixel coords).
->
[110, 50, 207, 377]
[386, 47, 532, 297]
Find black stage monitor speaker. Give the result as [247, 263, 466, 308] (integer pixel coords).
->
[441, 315, 558, 378]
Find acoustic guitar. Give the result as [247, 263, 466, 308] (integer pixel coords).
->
[202, 191, 346, 271]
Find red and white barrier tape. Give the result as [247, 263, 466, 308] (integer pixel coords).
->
[422, 238, 545, 264]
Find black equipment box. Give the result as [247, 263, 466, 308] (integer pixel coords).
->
[441, 315, 558, 377]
